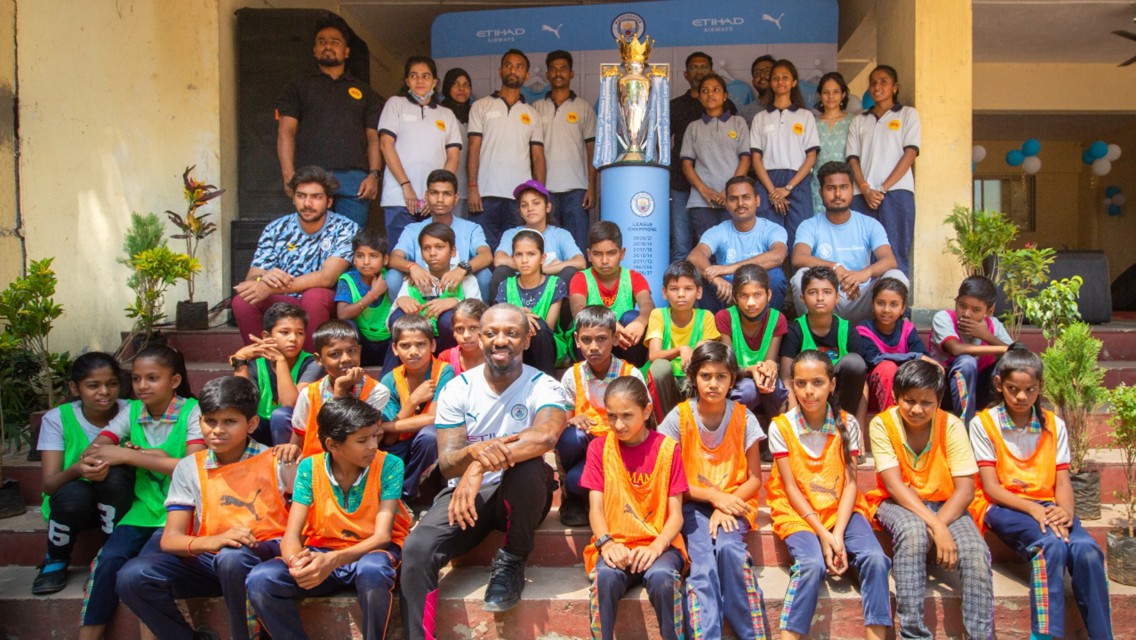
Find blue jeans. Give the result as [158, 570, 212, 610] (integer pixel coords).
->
[247, 547, 402, 640]
[591, 546, 686, 640]
[551, 189, 589, 254]
[555, 426, 594, 497]
[83, 525, 162, 625]
[332, 169, 373, 228]
[383, 206, 423, 254]
[670, 188, 692, 263]
[946, 354, 994, 423]
[681, 502, 770, 640]
[853, 189, 915, 276]
[985, 504, 1113, 639]
[471, 196, 520, 253]
[780, 513, 892, 634]
[688, 207, 730, 247]
[251, 406, 295, 446]
[729, 376, 789, 427]
[117, 541, 281, 640]
[757, 170, 814, 249]
[381, 425, 438, 502]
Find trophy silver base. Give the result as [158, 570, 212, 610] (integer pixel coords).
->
[615, 151, 646, 162]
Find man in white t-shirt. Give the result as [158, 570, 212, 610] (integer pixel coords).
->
[790, 161, 908, 323]
[399, 304, 566, 635]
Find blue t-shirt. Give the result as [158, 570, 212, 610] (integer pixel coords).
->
[394, 217, 488, 270]
[334, 269, 387, 308]
[293, 453, 403, 510]
[497, 225, 583, 263]
[379, 363, 456, 421]
[794, 211, 890, 272]
[699, 218, 788, 277]
[250, 213, 358, 286]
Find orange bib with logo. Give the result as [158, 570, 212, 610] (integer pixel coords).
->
[573, 361, 635, 437]
[301, 376, 380, 458]
[583, 433, 687, 576]
[765, 412, 869, 540]
[864, 409, 956, 522]
[968, 408, 1057, 532]
[195, 449, 289, 541]
[677, 400, 759, 529]
[391, 359, 447, 441]
[302, 451, 411, 550]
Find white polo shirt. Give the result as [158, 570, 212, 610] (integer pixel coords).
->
[468, 93, 544, 199]
[748, 104, 820, 171]
[535, 92, 596, 193]
[680, 113, 751, 209]
[846, 104, 921, 194]
[377, 96, 463, 207]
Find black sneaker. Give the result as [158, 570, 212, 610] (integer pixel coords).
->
[31, 561, 67, 595]
[558, 494, 589, 528]
[482, 549, 525, 612]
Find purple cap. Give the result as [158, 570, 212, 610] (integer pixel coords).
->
[513, 179, 549, 200]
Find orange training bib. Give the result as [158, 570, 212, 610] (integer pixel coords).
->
[301, 377, 379, 458]
[968, 408, 1057, 532]
[195, 449, 289, 541]
[864, 409, 956, 523]
[678, 400, 759, 529]
[302, 451, 411, 550]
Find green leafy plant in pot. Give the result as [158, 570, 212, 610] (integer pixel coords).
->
[167, 165, 222, 331]
[943, 205, 1019, 280]
[1041, 322, 1108, 520]
[1108, 383, 1136, 585]
[119, 246, 200, 361]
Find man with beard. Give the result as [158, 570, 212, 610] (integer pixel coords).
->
[232, 166, 358, 352]
[276, 16, 383, 227]
[789, 161, 907, 324]
[467, 49, 547, 251]
[737, 55, 776, 125]
[400, 304, 567, 634]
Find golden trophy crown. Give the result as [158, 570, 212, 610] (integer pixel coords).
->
[618, 33, 653, 64]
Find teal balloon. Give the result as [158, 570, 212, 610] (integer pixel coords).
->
[1089, 141, 1109, 160]
[1021, 139, 1041, 156]
[1106, 186, 1121, 198]
[1109, 204, 1122, 216]
[1006, 150, 1025, 167]
[1083, 149, 1096, 165]
[861, 90, 875, 110]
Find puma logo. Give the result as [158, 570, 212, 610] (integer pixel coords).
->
[762, 13, 785, 30]
[623, 503, 658, 534]
[697, 473, 725, 491]
[542, 23, 563, 39]
[220, 488, 262, 521]
[341, 530, 362, 540]
[1010, 478, 1031, 491]
[808, 479, 839, 502]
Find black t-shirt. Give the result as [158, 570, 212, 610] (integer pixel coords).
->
[779, 315, 865, 362]
[669, 92, 737, 191]
[276, 70, 384, 172]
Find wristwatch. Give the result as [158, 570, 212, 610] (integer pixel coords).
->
[594, 534, 613, 551]
[368, 169, 381, 178]
[229, 356, 251, 370]
[457, 260, 472, 273]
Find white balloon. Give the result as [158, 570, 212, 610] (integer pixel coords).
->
[972, 145, 987, 163]
[1022, 156, 1042, 174]
[1113, 193, 1127, 207]
[1106, 144, 1122, 162]
[1092, 158, 1112, 176]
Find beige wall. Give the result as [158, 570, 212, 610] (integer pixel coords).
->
[0, 0, 18, 289]
[1093, 121, 1136, 281]
[974, 63, 1136, 113]
[18, 0, 224, 352]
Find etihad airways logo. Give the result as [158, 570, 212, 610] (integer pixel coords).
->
[693, 17, 744, 32]
[477, 27, 525, 43]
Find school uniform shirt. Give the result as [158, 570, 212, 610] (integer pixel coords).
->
[377, 95, 463, 207]
[99, 397, 204, 447]
[680, 113, 751, 209]
[748, 105, 820, 171]
[433, 364, 564, 486]
[846, 104, 921, 194]
[535, 92, 596, 193]
[493, 275, 568, 308]
[779, 316, 865, 361]
[290, 375, 390, 438]
[249, 213, 359, 289]
[969, 405, 1070, 469]
[856, 319, 928, 367]
[497, 225, 582, 262]
[928, 310, 1013, 365]
[560, 358, 646, 415]
[292, 451, 403, 511]
[657, 398, 765, 451]
[579, 430, 689, 495]
[714, 306, 788, 352]
[392, 217, 488, 269]
[38, 399, 130, 451]
[468, 92, 544, 199]
[396, 274, 480, 302]
[698, 218, 788, 274]
[768, 406, 862, 459]
[568, 268, 650, 302]
[379, 364, 456, 422]
[644, 308, 721, 347]
[869, 407, 976, 475]
[794, 210, 890, 269]
[164, 440, 293, 527]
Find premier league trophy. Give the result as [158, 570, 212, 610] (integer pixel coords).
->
[594, 34, 670, 304]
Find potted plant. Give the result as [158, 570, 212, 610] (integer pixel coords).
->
[1041, 322, 1108, 519]
[0, 258, 69, 517]
[166, 165, 222, 330]
[1022, 276, 1084, 344]
[1108, 383, 1136, 585]
[998, 243, 1055, 340]
[119, 245, 200, 360]
[943, 205, 1019, 280]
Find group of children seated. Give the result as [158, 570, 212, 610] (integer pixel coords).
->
[32, 180, 1113, 639]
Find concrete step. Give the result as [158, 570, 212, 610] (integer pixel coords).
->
[2, 563, 1134, 639]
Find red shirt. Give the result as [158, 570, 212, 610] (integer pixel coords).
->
[569, 268, 651, 305]
[715, 307, 788, 351]
[579, 431, 689, 496]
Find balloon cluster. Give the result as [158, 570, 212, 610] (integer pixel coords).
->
[1083, 141, 1122, 177]
[1005, 139, 1042, 174]
[1105, 185, 1126, 217]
